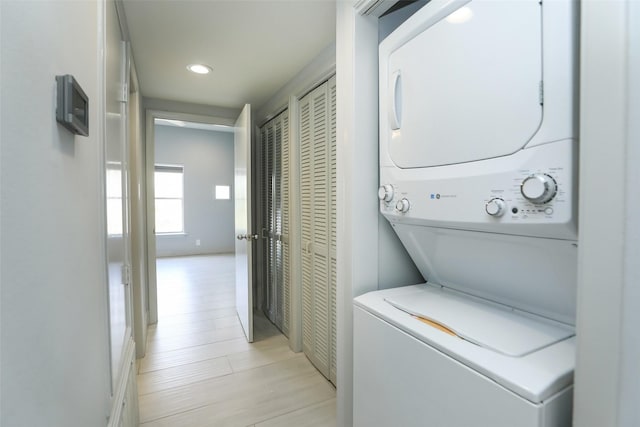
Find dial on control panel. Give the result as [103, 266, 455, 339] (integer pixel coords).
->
[520, 174, 558, 204]
[395, 198, 410, 213]
[485, 198, 506, 217]
[378, 184, 395, 202]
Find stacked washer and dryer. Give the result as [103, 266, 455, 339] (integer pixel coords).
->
[353, 0, 578, 426]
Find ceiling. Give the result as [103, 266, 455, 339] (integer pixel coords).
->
[121, 0, 337, 112]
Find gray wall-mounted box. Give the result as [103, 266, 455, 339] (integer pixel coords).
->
[56, 74, 89, 136]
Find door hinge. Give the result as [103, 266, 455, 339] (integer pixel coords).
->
[121, 264, 131, 286]
[539, 80, 544, 105]
[119, 83, 129, 103]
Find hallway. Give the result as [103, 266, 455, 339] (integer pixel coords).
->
[137, 255, 336, 426]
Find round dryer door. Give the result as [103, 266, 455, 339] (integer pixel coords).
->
[384, 0, 543, 168]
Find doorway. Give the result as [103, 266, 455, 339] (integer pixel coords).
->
[150, 117, 236, 327]
[144, 111, 236, 325]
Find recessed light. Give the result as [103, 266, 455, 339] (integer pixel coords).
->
[187, 64, 213, 75]
[446, 7, 473, 24]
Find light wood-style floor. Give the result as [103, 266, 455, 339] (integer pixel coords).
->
[137, 254, 336, 427]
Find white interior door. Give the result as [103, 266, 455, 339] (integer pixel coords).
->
[234, 104, 254, 342]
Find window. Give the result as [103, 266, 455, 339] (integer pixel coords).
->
[155, 165, 184, 234]
[106, 164, 123, 236]
[215, 185, 231, 200]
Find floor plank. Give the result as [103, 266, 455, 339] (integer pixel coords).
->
[137, 356, 233, 396]
[139, 356, 334, 425]
[254, 398, 337, 427]
[137, 255, 336, 426]
[145, 323, 246, 354]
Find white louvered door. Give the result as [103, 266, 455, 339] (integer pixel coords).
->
[328, 77, 337, 384]
[281, 111, 291, 337]
[267, 122, 276, 323]
[299, 76, 337, 384]
[260, 125, 269, 316]
[259, 111, 290, 336]
[274, 119, 284, 329]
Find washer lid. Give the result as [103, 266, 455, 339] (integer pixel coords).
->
[383, 0, 542, 168]
[385, 285, 574, 357]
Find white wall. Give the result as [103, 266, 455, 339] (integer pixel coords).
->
[0, 1, 112, 425]
[335, 3, 425, 425]
[574, 2, 640, 426]
[255, 42, 336, 125]
[336, 5, 380, 427]
[154, 125, 235, 257]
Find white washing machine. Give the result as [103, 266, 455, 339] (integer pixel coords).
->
[354, 0, 579, 426]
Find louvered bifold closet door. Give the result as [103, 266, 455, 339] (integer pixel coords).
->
[260, 126, 270, 312]
[299, 81, 335, 383]
[265, 123, 276, 320]
[300, 95, 315, 366]
[258, 111, 290, 335]
[328, 76, 337, 385]
[281, 111, 291, 337]
[273, 118, 284, 330]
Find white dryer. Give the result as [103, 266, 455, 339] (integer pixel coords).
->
[353, 0, 579, 426]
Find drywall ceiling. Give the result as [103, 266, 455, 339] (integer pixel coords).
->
[121, 0, 336, 112]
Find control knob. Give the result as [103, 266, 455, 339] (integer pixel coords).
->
[520, 173, 557, 204]
[485, 198, 506, 217]
[395, 198, 410, 213]
[378, 184, 395, 202]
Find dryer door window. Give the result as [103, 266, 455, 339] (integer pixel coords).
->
[385, 0, 543, 169]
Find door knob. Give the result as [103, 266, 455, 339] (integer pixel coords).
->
[237, 234, 258, 241]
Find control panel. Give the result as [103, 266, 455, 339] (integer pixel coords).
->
[378, 140, 577, 240]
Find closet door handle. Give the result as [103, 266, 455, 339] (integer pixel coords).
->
[237, 234, 258, 241]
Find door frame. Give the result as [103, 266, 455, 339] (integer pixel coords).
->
[144, 110, 235, 324]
